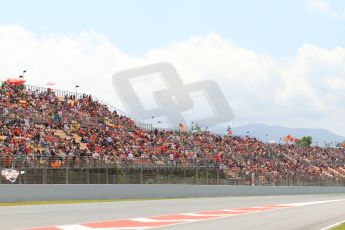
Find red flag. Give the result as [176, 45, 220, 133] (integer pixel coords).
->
[216, 152, 222, 161]
[7, 78, 26, 86]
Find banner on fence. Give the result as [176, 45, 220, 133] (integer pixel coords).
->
[1, 169, 25, 183]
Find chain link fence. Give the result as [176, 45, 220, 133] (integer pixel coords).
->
[1, 156, 344, 186]
[0, 156, 238, 185]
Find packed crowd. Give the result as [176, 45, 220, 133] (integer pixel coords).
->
[1, 81, 344, 184]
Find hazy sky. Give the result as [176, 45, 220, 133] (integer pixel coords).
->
[2, 0, 345, 56]
[0, 0, 345, 135]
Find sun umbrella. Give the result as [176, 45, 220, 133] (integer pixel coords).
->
[7, 78, 26, 86]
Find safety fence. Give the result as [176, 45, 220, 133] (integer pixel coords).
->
[1, 156, 344, 186]
[0, 156, 233, 185]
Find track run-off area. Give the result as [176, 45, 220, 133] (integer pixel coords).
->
[1, 195, 344, 230]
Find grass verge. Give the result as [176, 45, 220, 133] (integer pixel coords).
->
[0, 198, 180, 206]
[332, 223, 345, 230]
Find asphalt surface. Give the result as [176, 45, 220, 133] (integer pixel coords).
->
[1, 194, 345, 230]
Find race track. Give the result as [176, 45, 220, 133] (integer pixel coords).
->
[1, 194, 345, 230]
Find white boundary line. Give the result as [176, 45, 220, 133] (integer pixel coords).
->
[320, 220, 345, 230]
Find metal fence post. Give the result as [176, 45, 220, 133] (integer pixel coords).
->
[97, 168, 101, 184]
[18, 164, 22, 184]
[195, 168, 198, 184]
[43, 165, 47, 184]
[65, 166, 69, 184]
[140, 165, 143, 184]
[156, 165, 159, 184]
[24, 163, 27, 184]
[87, 165, 90, 184]
[217, 168, 219, 185]
[251, 172, 255, 187]
[113, 167, 116, 184]
[0, 163, 2, 184]
[106, 166, 109, 184]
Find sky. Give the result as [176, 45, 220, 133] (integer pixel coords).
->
[0, 0, 345, 135]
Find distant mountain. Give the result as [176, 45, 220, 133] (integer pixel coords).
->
[210, 123, 344, 146]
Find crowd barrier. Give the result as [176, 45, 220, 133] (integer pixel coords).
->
[1, 184, 345, 202]
[1, 156, 344, 186]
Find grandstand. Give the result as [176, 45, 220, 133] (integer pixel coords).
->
[0, 79, 344, 186]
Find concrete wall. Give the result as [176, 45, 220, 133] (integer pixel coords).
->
[1, 184, 345, 202]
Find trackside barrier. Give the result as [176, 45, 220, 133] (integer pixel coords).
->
[1, 184, 345, 202]
[2, 156, 344, 186]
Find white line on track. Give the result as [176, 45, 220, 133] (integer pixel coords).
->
[129, 218, 190, 223]
[285, 199, 345, 207]
[320, 219, 345, 230]
[56, 225, 93, 230]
